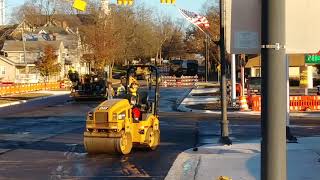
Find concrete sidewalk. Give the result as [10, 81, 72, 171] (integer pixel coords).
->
[165, 137, 320, 180]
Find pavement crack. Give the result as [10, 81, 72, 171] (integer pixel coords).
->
[193, 156, 201, 180]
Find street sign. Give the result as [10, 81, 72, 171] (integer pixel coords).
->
[300, 66, 308, 88]
[286, 0, 320, 54]
[305, 55, 320, 64]
[225, 0, 261, 54]
[299, 66, 313, 89]
[226, 0, 320, 54]
[73, 0, 87, 11]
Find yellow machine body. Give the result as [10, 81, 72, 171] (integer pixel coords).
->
[84, 99, 160, 155]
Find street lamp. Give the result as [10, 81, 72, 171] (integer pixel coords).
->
[219, 0, 232, 145]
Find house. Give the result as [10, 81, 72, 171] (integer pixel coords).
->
[0, 40, 65, 83]
[0, 56, 15, 82]
[33, 26, 89, 75]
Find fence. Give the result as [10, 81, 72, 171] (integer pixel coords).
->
[251, 95, 320, 112]
[159, 66, 170, 75]
[0, 82, 60, 96]
[161, 75, 198, 87]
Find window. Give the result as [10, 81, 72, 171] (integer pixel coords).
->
[1, 66, 5, 75]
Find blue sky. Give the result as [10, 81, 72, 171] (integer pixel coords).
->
[7, 0, 211, 24]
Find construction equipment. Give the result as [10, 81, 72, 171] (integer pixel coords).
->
[84, 65, 160, 154]
[70, 74, 107, 101]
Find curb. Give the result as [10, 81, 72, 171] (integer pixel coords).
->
[175, 88, 193, 110]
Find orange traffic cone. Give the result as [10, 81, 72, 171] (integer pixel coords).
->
[239, 96, 249, 111]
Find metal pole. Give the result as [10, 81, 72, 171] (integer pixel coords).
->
[286, 55, 297, 143]
[231, 54, 236, 106]
[219, 0, 231, 145]
[261, 0, 286, 179]
[205, 35, 208, 82]
[286, 55, 290, 127]
[240, 55, 245, 96]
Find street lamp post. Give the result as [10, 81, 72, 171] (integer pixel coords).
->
[261, 0, 287, 179]
[219, 0, 231, 145]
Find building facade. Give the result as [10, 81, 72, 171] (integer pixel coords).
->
[0, 40, 65, 83]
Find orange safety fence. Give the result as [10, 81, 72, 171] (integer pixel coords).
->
[0, 82, 60, 96]
[251, 95, 320, 112]
[161, 75, 198, 87]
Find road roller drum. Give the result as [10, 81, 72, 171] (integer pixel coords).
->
[84, 131, 133, 154]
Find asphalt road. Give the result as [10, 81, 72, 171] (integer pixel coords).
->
[0, 88, 319, 180]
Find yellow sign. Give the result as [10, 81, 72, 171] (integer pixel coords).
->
[73, 0, 87, 11]
[300, 66, 308, 88]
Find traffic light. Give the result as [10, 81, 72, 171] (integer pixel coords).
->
[117, 0, 134, 6]
[160, 0, 176, 4]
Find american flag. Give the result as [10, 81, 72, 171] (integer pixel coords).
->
[179, 8, 210, 29]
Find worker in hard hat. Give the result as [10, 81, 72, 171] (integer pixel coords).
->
[129, 77, 139, 97]
[128, 75, 139, 105]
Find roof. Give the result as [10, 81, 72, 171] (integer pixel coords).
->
[2, 40, 63, 52]
[0, 56, 15, 65]
[34, 26, 69, 35]
[245, 54, 305, 68]
[0, 25, 19, 39]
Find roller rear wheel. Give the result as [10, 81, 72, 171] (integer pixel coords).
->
[145, 128, 160, 150]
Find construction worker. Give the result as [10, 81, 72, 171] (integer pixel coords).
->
[129, 78, 139, 97]
[68, 66, 79, 92]
[106, 81, 115, 100]
[116, 80, 126, 96]
[143, 67, 151, 87]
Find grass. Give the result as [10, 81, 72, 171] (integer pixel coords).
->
[0, 93, 52, 105]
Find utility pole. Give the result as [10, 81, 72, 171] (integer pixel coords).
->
[261, 0, 286, 179]
[219, 0, 231, 145]
[205, 34, 209, 82]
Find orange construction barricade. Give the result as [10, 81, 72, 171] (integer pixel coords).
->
[239, 96, 249, 111]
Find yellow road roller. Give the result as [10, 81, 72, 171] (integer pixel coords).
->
[84, 65, 160, 155]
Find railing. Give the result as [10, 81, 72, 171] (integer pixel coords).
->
[0, 82, 60, 96]
[15, 74, 40, 84]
